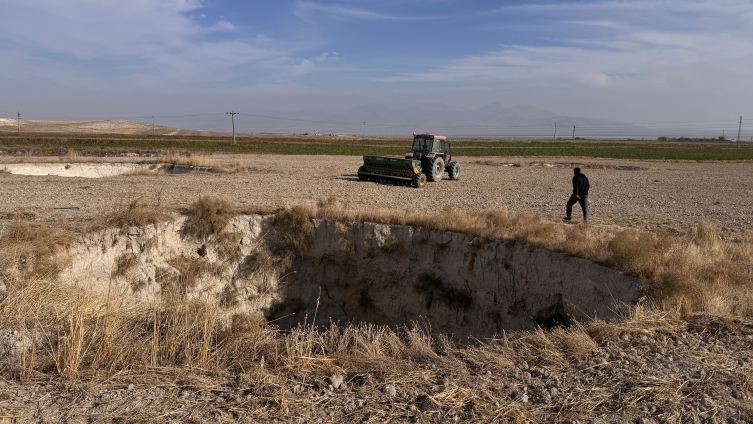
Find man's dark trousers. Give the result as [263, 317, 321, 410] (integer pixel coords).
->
[566, 195, 588, 221]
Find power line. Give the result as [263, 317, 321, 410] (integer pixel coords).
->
[226, 112, 239, 145]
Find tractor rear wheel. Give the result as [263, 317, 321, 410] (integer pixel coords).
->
[357, 166, 367, 181]
[448, 162, 460, 180]
[412, 172, 427, 188]
[426, 157, 444, 182]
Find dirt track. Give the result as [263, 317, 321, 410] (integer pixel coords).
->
[0, 154, 751, 235]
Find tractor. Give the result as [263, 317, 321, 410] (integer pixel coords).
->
[357, 133, 460, 188]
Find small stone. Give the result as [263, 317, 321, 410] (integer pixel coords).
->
[522, 372, 532, 380]
[519, 361, 529, 370]
[638, 418, 655, 424]
[383, 385, 396, 397]
[328, 374, 344, 390]
[519, 394, 529, 403]
[549, 388, 559, 398]
[409, 405, 417, 412]
[639, 335, 648, 342]
[293, 384, 302, 394]
[127, 384, 135, 391]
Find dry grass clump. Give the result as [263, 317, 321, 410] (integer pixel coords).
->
[90, 199, 170, 232]
[240, 247, 292, 280]
[214, 232, 244, 262]
[181, 196, 237, 239]
[0, 166, 9, 174]
[161, 151, 216, 168]
[0, 211, 37, 221]
[111, 253, 138, 278]
[161, 256, 225, 299]
[0, 221, 75, 281]
[271, 206, 314, 256]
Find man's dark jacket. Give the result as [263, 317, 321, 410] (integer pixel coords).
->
[572, 173, 590, 196]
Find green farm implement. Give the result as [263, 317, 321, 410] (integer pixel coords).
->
[357, 133, 460, 188]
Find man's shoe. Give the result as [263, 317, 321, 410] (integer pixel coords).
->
[563, 217, 572, 221]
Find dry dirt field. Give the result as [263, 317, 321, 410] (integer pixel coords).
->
[1, 154, 751, 236]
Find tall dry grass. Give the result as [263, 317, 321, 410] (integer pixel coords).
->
[180, 196, 237, 239]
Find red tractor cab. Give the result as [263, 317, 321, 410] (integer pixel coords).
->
[405, 133, 460, 181]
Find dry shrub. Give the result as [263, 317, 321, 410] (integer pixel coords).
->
[240, 247, 292, 279]
[0, 221, 75, 280]
[272, 206, 314, 256]
[0, 211, 37, 221]
[163, 256, 224, 298]
[607, 229, 672, 277]
[214, 232, 244, 262]
[181, 196, 237, 239]
[111, 253, 137, 278]
[161, 151, 216, 168]
[549, 324, 598, 358]
[91, 199, 169, 232]
[219, 285, 240, 308]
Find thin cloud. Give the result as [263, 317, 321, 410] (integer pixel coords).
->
[383, 0, 753, 94]
[294, 2, 440, 21]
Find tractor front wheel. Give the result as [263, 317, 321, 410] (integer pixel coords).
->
[413, 172, 427, 188]
[426, 157, 444, 182]
[448, 162, 460, 180]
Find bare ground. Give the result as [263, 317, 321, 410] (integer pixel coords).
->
[0, 154, 751, 235]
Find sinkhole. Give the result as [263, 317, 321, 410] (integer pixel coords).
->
[62, 215, 643, 340]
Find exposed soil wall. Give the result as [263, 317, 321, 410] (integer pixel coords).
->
[61, 215, 643, 339]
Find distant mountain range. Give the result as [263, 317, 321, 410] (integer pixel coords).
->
[245, 103, 650, 138]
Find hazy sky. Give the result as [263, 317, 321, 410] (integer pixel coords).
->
[1, 0, 752, 130]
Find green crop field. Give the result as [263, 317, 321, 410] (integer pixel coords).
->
[2, 132, 753, 161]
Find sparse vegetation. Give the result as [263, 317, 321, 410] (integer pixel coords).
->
[271, 206, 314, 256]
[163, 256, 225, 298]
[181, 196, 237, 239]
[0, 221, 75, 281]
[90, 199, 169, 232]
[214, 232, 244, 262]
[111, 253, 138, 278]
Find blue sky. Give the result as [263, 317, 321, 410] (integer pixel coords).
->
[1, 0, 752, 129]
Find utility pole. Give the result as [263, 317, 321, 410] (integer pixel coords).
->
[722, 129, 726, 140]
[553, 122, 557, 140]
[572, 125, 576, 140]
[152, 115, 155, 135]
[226, 111, 239, 145]
[17, 112, 20, 132]
[363, 122, 365, 138]
[737, 116, 742, 143]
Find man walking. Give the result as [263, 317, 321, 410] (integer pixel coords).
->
[564, 167, 589, 222]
